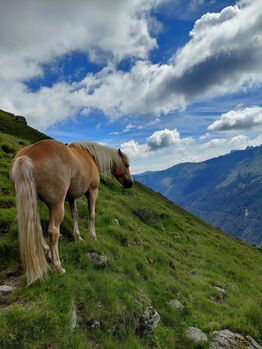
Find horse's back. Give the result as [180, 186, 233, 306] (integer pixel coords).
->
[13, 140, 72, 204]
[15, 139, 68, 161]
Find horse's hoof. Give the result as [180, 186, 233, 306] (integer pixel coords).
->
[90, 235, 97, 241]
[74, 235, 83, 241]
[54, 266, 66, 274]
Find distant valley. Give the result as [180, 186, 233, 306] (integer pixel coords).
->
[135, 145, 262, 247]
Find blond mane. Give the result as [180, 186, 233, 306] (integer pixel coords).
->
[69, 141, 124, 176]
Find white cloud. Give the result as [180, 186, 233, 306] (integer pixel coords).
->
[199, 133, 262, 162]
[96, 123, 101, 130]
[0, 0, 262, 129]
[0, 0, 162, 128]
[120, 140, 150, 160]
[123, 123, 138, 133]
[68, 0, 262, 120]
[0, 81, 79, 129]
[228, 134, 249, 147]
[208, 106, 262, 131]
[205, 138, 226, 148]
[147, 128, 186, 149]
[121, 127, 192, 162]
[0, 0, 159, 77]
[199, 132, 211, 141]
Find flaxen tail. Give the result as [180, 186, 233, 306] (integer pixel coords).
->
[11, 156, 48, 285]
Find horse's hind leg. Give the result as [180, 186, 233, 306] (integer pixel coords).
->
[41, 236, 51, 260]
[69, 199, 83, 241]
[48, 202, 65, 273]
[86, 187, 98, 240]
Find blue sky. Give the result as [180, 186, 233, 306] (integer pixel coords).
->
[1, 0, 262, 173]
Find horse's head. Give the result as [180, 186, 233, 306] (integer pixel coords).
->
[113, 149, 134, 188]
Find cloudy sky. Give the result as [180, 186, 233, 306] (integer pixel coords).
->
[1, 0, 262, 173]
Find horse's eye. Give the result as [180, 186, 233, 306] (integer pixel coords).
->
[125, 164, 129, 169]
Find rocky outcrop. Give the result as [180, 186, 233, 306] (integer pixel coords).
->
[87, 319, 101, 329]
[212, 285, 227, 304]
[213, 286, 226, 294]
[0, 110, 27, 124]
[71, 303, 77, 329]
[209, 330, 262, 349]
[14, 115, 27, 124]
[86, 252, 108, 268]
[136, 306, 160, 336]
[114, 218, 120, 226]
[0, 284, 15, 294]
[168, 299, 184, 310]
[187, 327, 208, 343]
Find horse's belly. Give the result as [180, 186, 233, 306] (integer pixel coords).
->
[66, 188, 85, 199]
[66, 180, 89, 199]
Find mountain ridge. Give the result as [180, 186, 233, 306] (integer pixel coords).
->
[135, 145, 262, 246]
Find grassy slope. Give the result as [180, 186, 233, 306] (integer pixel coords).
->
[0, 112, 262, 349]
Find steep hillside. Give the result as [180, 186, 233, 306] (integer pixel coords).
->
[1, 117, 262, 349]
[0, 109, 50, 143]
[135, 147, 262, 247]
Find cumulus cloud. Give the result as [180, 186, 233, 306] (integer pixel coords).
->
[71, 0, 262, 120]
[228, 134, 249, 147]
[199, 132, 211, 141]
[147, 0, 262, 108]
[0, 0, 161, 127]
[147, 128, 184, 149]
[0, 0, 158, 77]
[208, 106, 262, 131]
[0, 0, 262, 129]
[0, 81, 79, 129]
[120, 140, 150, 160]
[204, 138, 226, 148]
[120, 127, 192, 161]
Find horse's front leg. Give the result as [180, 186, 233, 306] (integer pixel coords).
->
[48, 202, 65, 273]
[86, 187, 98, 240]
[69, 199, 83, 241]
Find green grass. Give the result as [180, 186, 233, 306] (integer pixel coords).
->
[0, 110, 262, 348]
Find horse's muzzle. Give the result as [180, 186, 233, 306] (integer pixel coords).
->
[123, 178, 134, 188]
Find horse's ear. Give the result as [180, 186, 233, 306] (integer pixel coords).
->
[118, 148, 123, 156]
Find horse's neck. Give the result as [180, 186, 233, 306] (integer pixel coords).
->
[69, 141, 118, 176]
[93, 148, 117, 177]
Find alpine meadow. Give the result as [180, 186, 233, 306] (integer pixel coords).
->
[1, 111, 262, 348]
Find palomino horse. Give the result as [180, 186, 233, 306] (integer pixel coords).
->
[10, 139, 133, 284]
